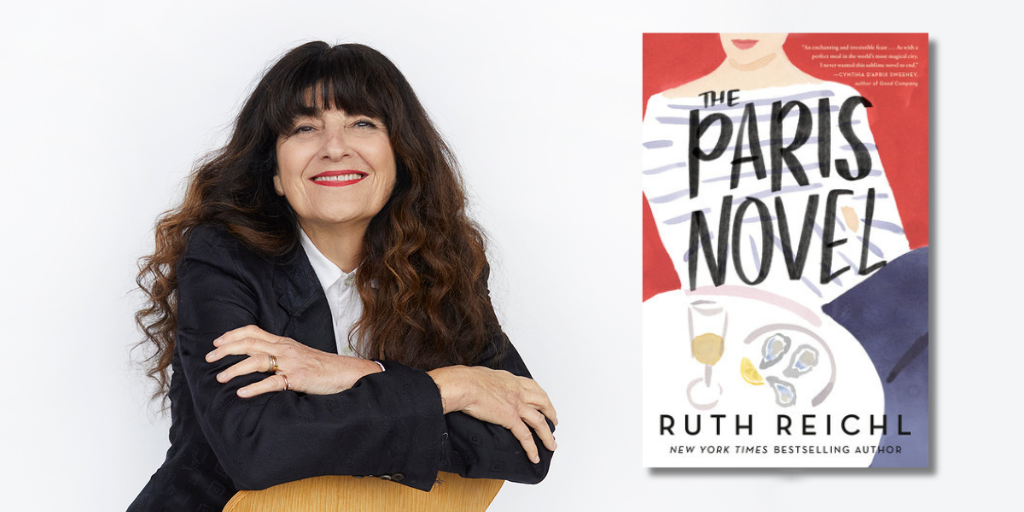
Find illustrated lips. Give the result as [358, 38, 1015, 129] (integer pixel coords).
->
[311, 170, 368, 187]
[732, 39, 758, 50]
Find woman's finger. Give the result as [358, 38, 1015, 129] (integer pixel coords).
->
[521, 383, 558, 427]
[213, 324, 280, 347]
[237, 374, 290, 398]
[206, 337, 277, 363]
[217, 354, 276, 383]
[520, 404, 557, 452]
[514, 377, 558, 427]
[507, 419, 541, 464]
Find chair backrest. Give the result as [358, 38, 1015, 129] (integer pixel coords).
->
[222, 472, 504, 512]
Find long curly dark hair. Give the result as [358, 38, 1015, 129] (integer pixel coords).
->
[136, 42, 496, 398]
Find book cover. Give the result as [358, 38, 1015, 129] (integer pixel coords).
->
[641, 33, 929, 468]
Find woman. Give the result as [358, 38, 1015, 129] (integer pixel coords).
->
[129, 42, 556, 511]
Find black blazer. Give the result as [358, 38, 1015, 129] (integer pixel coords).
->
[129, 225, 553, 511]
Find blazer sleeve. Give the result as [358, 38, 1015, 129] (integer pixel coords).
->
[432, 265, 555, 483]
[176, 227, 448, 491]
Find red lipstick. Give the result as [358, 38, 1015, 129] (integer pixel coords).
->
[310, 170, 367, 187]
[731, 39, 758, 50]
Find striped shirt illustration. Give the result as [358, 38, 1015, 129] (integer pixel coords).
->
[643, 83, 909, 304]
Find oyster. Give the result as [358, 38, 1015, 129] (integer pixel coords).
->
[759, 333, 791, 370]
[766, 376, 797, 407]
[783, 344, 819, 378]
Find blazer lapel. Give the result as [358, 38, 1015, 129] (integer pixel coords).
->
[272, 245, 338, 354]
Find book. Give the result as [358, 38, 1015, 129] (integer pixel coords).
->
[642, 33, 929, 468]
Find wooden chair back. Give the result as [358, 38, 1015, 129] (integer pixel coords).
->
[222, 472, 503, 512]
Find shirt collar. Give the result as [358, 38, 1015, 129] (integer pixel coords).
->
[297, 227, 353, 291]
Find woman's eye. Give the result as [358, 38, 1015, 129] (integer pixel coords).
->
[354, 119, 379, 129]
[292, 125, 315, 134]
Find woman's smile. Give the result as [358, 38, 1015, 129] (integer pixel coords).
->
[311, 170, 369, 186]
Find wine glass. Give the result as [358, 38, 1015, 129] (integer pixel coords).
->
[687, 300, 727, 409]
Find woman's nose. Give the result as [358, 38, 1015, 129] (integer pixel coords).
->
[321, 129, 350, 161]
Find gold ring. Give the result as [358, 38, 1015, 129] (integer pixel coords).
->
[281, 374, 291, 391]
[270, 355, 279, 373]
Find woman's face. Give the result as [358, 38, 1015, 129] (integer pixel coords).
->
[719, 33, 789, 65]
[274, 108, 396, 235]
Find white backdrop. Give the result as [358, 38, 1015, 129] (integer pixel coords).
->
[0, 1, 1017, 510]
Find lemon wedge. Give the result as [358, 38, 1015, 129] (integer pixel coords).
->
[741, 357, 764, 385]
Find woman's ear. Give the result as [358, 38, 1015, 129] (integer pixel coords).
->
[273, 172, 285, 196]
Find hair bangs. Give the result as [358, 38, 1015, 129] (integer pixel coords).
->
[266, 44, 392, 137]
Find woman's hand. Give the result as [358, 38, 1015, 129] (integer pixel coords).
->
[427, 366, 557, 464]
[206, 325, 382, 397]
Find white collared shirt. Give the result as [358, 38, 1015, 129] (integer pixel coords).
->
[297, 228, 363, 357]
